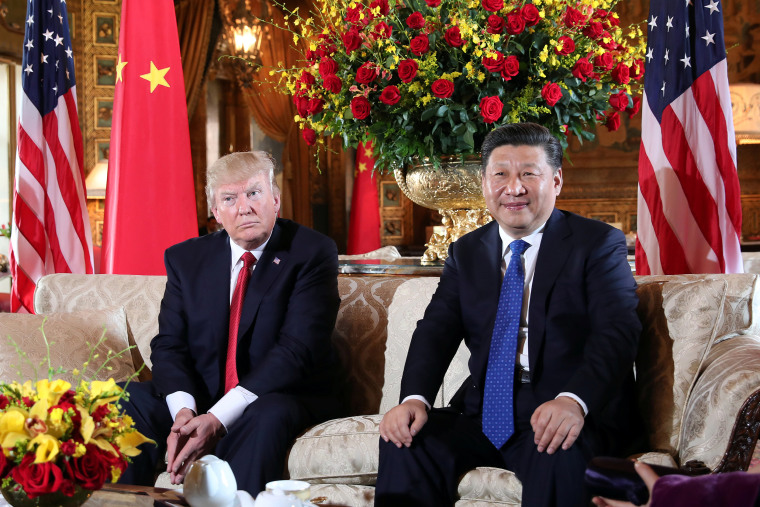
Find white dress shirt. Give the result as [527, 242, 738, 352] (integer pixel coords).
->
[165, 236, 271, 429]
[405, 222, 587, 416]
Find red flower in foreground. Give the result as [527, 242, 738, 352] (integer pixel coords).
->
[432, 79, 455, 98]
[65, 445, 110, 491]
[12, 454, 65, 498]
[593, 52, 614, 70]
[342, 29, 362, 53]
[611, 62, 630, 84]
[564, 6, 586, 28]
[501, 55, 519, 80]
[541, 82, 563, 107]
[486, 15, 505, 34]
[605, 111, 621, 131]
[482, 52, 505, 73]
[351, 96, 372, 120]
[555, 36, 575, 55]
[398, 59, 419, 83]
[521, 4, 540, 26]
[445, 26, 465, 47]
[302, 127, 317, 146]
[380, 85, 401, 105]
[627, 96, 642, 118]
[479, 96, 503, 123]
[482, 0, 504, 13]
[356, 62, 379, 84]
[323, 75, 342, 94]
[505, 11, 525, 35]
[406, 12, 425, 30]
[409, 34, 430, 55]
[572, 58, 594, 82]
[425, 0, 441, 6]
[609, 91, 629, 111]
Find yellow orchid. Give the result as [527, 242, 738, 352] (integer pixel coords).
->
[116, 430, 156, 458]
[28, 433, 59, 463]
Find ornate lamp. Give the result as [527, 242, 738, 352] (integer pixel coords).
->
[219, 0, 270, 67]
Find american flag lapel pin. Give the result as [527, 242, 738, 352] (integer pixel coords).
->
[273, 257, 281, 265]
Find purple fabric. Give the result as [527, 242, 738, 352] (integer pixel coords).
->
[652, 473, 760, 507]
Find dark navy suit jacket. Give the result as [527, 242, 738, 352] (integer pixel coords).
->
[400, 208, 642, 452]
[149, 218, 340, 413]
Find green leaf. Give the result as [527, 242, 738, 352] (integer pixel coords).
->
[463, 129, 475, 148]
[436, 105, 449, 117]
[421, 106, 438, 121]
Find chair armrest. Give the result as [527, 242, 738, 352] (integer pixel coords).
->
[679, 336, 760, 471]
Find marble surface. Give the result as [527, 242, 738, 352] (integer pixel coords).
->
[339, 258, 443, 276]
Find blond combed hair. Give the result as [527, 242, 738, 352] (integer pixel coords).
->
[205, 151, 280, 210]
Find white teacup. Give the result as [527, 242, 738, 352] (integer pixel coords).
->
[254, 489, 305, 507]
[265, 480, 311, 501]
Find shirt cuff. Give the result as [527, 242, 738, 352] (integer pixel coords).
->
[556, 392, 588, 417]
[402, 394, 431, 411]
[166, 391, 197, 421]
[208, 386, 258, 430]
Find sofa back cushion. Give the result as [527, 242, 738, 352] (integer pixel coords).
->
[0, 306, 135, 384]
[634, 278, 727, 456]
[34, 274, 167, 375]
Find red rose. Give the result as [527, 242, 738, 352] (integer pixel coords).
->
[351, 96, 371, 120]
[370, 0, 390, 15]
[626, 96, 641, 118]
[307, 98, 324, 115]
[65, 445, 110, 491]
[541, 82, 563, 107]
[481, 0, 504, 13]
[593, 52, 614, 70]
[482, 51, 505, 73]
[431, 79, 455, 98]
[571, 58, 594, 81]
[12, 454, 64, 498]
[605, 111, 621, 131]
[563, 6, 586, 28]
[631, 59, 645, 80]
[60, 441, 77, 457]
[323, 75, 342, 93]
[501, 55, 519, 80]
[302, 127, 317, 146]
[409, 34, 430, 55]
[583, 20, 604, 39]
[611, 62, 630, 84]
[406, 12, 425, 30]
[318, 58, 338, 77]
[609, 91, 629, 111]
[521, 4, 540, 26]
[345, 6, 372, 26]
[373, 21, 393, 39]
[554, 35, 575, 56]
[425, 0, 441, 6]
[0, 394, 8, 410]
[318, 33, 338, 56]
[59, 480, 76, 497]
[599, 31, 618, 50]
[398, 59, 419, 83]
[380, 85, 401, 105]
[479, 96, 503, 123]
[298, 70, 315, 86]
[505, 11, 525, 35]
[356, 62, 379, 84]
[486, 15, 505, 34]
[294, 97, 309, 118]
[342, 29, 362, 53]
[445, 26, 465, 46]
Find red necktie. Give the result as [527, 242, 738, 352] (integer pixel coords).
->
[225, 251, 256, 393]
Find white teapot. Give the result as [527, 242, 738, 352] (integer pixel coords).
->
[184, 455, 238, 507]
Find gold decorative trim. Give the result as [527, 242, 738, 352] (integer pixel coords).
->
[92, 12, 118, 47]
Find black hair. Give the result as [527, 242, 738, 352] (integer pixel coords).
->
[481, 122, 563, 174]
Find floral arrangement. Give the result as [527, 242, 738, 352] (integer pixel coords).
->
[0, 327, 153, 501]
[265, 0, 646, 170]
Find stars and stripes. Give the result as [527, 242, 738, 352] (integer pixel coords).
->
[635, 0, 742, 275]
[11, 0, 94, 312]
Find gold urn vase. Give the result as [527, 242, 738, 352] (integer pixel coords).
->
[394, 156, 492, 262]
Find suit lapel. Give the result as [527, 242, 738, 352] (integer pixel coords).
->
[476, 222, 504, 376]
[207, 233, 234, 358]
[236, 222, 287, 339]
[528, 208, 572, 373]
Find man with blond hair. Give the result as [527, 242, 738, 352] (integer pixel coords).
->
[120, 151, 341, 494]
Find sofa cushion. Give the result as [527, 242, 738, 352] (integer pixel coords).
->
[457, 467, 522, 505]
[0, 306, 135, 384]
[288, 414, 383, 485]
[635, 278, 727, 457]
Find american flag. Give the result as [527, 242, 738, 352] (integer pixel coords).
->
[636, 0, 742, 275]
[11, 0, 94, 313]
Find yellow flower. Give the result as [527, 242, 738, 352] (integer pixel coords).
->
[116, 430, 155, 457]
[0, 410, 27, 449]
[28, 434, 59, 463]
[74, 442, 87, 458]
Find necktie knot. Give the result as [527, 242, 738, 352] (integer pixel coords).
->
[509, 239, 529, 257]
[242, 251, 256, 269]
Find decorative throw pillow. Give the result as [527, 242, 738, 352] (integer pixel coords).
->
[0, 306, 135, 384]
[635, 279, 727, 456]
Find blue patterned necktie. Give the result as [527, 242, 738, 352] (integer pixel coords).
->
[482, 239, 530, 449]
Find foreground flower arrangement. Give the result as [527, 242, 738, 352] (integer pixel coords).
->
[0, 329, 153, 502]
[266, 0, 646, 170]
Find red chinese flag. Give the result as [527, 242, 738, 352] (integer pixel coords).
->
[346, 141, 381, 254]
[101, 0, 197, 275]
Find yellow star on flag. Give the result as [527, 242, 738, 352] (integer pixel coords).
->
[116, 54, 127, 83]
[363, 146, 373, 158]
[140, 61, 170, 93]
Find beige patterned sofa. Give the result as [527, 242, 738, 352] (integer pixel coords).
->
[8, 272, 760, 506]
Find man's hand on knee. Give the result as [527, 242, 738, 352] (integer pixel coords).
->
[530, 397, 584, 454]
[168, 412, 225, 484]
[379, 399, 428, 448]
[166, 407, 195, 479]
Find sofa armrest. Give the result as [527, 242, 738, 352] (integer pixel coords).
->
[679, 336, 760, 471]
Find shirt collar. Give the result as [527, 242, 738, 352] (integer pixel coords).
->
[229, 235, 271, 271]
[498, 222, 547, 259]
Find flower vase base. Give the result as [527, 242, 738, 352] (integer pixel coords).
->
[423, 208, 492, 262]
[1, 484, 93, 507]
